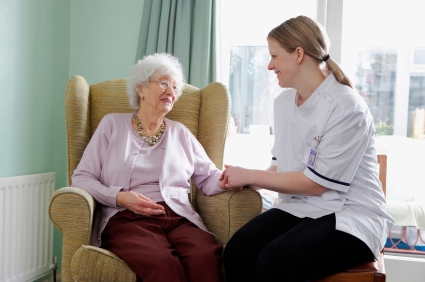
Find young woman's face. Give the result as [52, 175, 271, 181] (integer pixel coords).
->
[267, 37, 298, 88]
[138, 75, 178, 115]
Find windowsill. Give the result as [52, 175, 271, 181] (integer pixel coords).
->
[384, 252, 425, 282]
[385, 252, 425, 260]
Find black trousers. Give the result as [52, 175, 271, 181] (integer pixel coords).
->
[223, 209, 374, 282]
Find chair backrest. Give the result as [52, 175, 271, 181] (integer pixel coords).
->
[377, 154, 387, 196]
[65, 75, 230, 208]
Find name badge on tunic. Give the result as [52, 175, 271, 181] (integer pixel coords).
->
[302, 146, 318, 169]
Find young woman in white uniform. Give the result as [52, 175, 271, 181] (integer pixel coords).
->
[222, 16, 394, 282]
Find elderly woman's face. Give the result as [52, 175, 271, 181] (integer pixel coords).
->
[138, 75, 179, 115]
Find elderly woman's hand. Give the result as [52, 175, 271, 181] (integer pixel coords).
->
[116, 191, 165, 216]
[219, 165, 243, 191]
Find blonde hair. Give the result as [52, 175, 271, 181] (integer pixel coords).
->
[268, 15, 353, 88]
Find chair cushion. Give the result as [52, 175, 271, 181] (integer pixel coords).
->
[71, 245, 136, 282]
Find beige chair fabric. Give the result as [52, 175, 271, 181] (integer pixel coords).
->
[49, 75, 262, 282]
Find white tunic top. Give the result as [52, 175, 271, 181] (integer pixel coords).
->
[271, 73, 394, 259]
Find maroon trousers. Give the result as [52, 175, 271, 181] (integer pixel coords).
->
[100, 202, 223, 282]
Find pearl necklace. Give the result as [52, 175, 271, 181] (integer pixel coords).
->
[133, 115, 165, 146]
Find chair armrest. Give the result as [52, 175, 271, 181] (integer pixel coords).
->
[196, 188, 262, 245]
[49, 187, 96, 282]
[71, 245, 135, 282]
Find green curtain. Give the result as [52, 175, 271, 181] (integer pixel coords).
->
[136, 0, 217, 88]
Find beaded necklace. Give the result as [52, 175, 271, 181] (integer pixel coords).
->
[133, 115, 165, 146]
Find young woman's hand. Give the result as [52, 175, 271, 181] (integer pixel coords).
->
[219, 165, 247, 191]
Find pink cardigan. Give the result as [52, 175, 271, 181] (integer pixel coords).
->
[72, 113, 225, 247]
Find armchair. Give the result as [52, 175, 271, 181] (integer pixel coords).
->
[49, 75, 262, 282]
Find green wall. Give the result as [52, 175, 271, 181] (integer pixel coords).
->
[0, 0, 71, 274]
[0, 1, 70, 178]
[0, 0, 144, 276]
[70, 0, 145, 85]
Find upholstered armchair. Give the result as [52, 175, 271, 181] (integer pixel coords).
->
[49, 75, 262, 282]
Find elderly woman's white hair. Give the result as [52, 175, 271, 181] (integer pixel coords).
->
[126, 53, 186, 111]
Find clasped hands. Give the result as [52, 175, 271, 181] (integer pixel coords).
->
[219, 165, 249, 192]
[116, 165, 248, 216]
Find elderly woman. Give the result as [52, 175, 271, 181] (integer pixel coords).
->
[72, 53, 232, 282]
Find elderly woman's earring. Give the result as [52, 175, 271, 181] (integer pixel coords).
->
[141, 96, 145, 100]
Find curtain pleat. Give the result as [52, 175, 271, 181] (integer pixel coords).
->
[135, 0, 216, 88]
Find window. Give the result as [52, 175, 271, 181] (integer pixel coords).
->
[219, 0, 317, 170]
[219, 0, 317, 209]
[341, 0, 425, 139]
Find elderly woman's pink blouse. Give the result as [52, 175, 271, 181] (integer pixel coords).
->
[72, 113, 225, 247]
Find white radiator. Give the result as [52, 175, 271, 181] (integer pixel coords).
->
[0, 172, 55, 282]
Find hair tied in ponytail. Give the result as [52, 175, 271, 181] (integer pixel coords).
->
[322, 54, 330, 62]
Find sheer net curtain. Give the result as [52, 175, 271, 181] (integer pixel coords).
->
[135, 0, 219, 88]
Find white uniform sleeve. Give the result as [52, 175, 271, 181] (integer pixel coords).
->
[304, 109, 374, 192]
